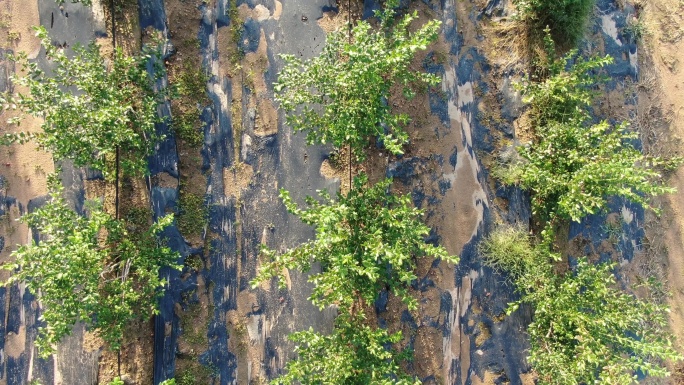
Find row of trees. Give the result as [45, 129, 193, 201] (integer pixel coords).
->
[8, 2, 204, 385]
[484, 1, 683, 383]
[0, 22, 180, 367]
[252, 2, 457, 384]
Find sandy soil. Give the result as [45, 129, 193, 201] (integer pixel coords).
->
[639, 0, 684, 378]
[0, 0, 54, 269]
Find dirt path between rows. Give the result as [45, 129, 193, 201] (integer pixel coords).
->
[0, 0, 53, 273]
[639, 0, 684, 381]
[0, 1, 55, 383]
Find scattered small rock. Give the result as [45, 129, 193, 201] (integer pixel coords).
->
[120, 374, 134, 385]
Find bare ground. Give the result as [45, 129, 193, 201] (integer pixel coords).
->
[0, 2, 53, 382]
[638, 0, 684, 379]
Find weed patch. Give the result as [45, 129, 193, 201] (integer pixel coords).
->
[177, 190, 208, 238]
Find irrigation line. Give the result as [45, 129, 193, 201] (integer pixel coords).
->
[348, 0, 353, 190]
[110, 0, 120, 224]
[108, 0, 123, 378]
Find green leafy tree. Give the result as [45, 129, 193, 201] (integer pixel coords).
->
[275, 313, 418, 385]
[518, 119, 673, 226]
[253, 174, 457, 312]
[2, 26, 166, 179]
[5, 176, 179, 357]
[520, 50, 611, 126]
[253, 174, 456, 383]
[274, 7, 440, 160]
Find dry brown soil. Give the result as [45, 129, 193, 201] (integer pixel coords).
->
[638, 0, 684, 380]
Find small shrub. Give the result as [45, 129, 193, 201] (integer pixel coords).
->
[227, 0, 245, 65]
[177, 192, 208, 238]
[171, 62, 209, 148]
[124, 206, 152, 235]
[514, 0, 595, 45]
[176, 62, 210, 102]
[491, 144, 527, 185]
[478, 225, 539, 280]
[623, 15, 646, 43]
[184, 254, 204, 272]
[176, 370, 196, 385]
[172, 108, 205, 148]
[56, 0, 92, 5]
[523, 259, 682, 385]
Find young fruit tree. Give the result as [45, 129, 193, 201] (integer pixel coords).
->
[2, 26, 166, 179]
[274, 7, 441, 160]
[525, 259, 683, 385]
[5, 176, 179, 356]
[273, 313, 419, 385]
[503, 51, 679, 241]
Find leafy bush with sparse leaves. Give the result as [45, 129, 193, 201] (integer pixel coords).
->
[274, 6, 440, 160]
[480, 227, 682, 384]
[1, 26, 166, 179]
[5, 175, 179, 357]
